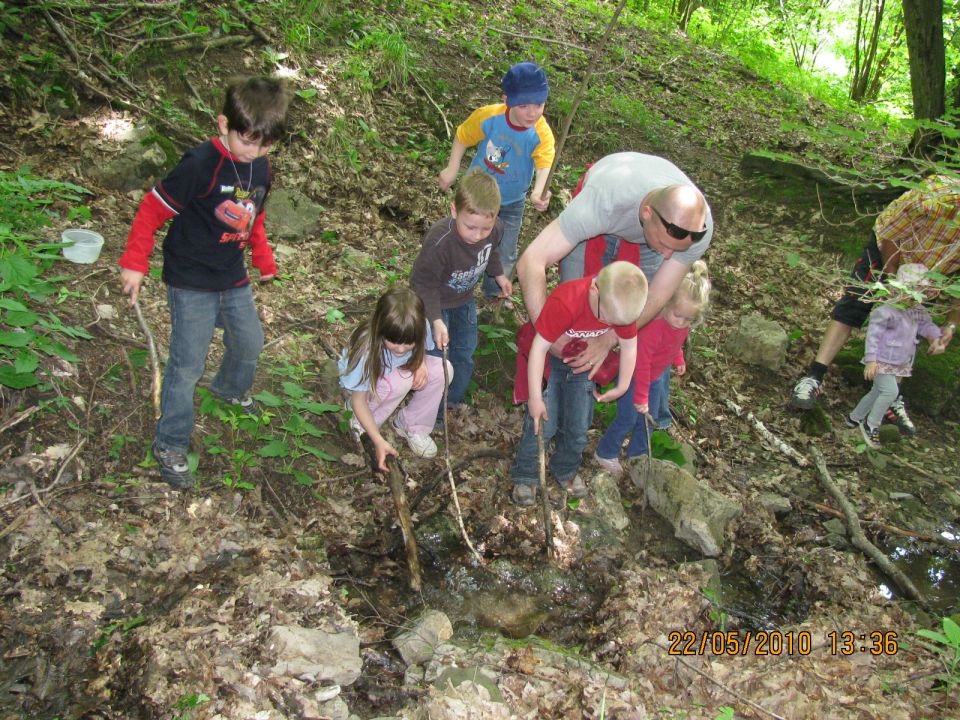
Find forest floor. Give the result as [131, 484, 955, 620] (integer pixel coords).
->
[1, 1, 959, 719]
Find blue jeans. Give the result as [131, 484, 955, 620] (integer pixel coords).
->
[483, 199, 525, 298]
[428, 297, 477, 407]
[649, 367, 672, 429]
[155, 285, 264, 453]
[511, 355, 596, 486]
[596, 376, 665, 459]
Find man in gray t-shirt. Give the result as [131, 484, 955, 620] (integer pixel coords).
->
[517, 151, 713, 375]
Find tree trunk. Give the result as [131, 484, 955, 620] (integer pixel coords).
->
[901, 0, 945, 153]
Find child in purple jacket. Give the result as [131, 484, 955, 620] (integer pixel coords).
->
[846, 263, 944, 446]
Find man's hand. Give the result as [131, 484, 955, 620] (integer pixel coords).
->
[411, 363, 428, 391]
[120, 268, 146, 305]
[864, 361, 879, 380]
[528, 397, 548, 435]
[432, 319, 449, 350]
[561, 332, 616, 379]
[530, 190, 551, 212]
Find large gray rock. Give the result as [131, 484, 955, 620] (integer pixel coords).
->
[392, 609, 454, 666]
[725, 313, 788, 370]
[627, 458, 740, 557]
[87, 125, 170, 191]
[589, 469, 629, 532]
[268, 188, 325, 240]
[268, 625, 361, 685]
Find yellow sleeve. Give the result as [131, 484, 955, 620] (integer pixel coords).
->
[455, 104, 507, 148]
[531, 117, 556, 170]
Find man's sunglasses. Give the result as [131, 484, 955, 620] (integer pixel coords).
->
[650, 206, 708, 243]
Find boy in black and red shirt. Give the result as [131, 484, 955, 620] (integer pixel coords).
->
[509, 261, 647, 506]
[119, 76, 289, 489]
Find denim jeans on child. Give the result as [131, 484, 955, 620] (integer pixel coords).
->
[428, 297, 477, 407]
[155, 285, 264, 454]
[482, 199, 525, 298]
[850, 373, 899, 430]
[596, 376, 664, 460]
[649, 367, 672, 429]
[511, 355, 596, 486]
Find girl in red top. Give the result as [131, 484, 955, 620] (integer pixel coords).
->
[595, 260, 711, 477]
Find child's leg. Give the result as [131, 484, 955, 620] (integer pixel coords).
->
[397, 355, 452, 434]
[155, 287, 218, 453]
[865, 374, 900, 430]
[510, 360, 563, 487]
[365, 369, 415, 428]
[596, 379, 639, 459]
[626, 377, 663, 457]
[483, 199, 525, 298]
[440, 299, 477, 406]
[549, 358, 596, 483]
[210, 285, 265, 400]
[650, 367, 672, 429]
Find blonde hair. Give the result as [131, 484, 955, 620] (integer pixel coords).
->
[454, 169, 501, 217]
[596, 261, 648, 326]
[666, 260, 711, 327]
[343, 286, 427, 398]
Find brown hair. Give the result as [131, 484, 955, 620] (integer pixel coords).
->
[222, 76, 290, 145]
[454, 169, 501, 217]
[596, 261, 648, 326]
[343, 286, 427, 398]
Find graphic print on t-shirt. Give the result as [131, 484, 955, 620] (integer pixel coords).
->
[446, 244, 492, 293]
[482, 140, 510, 175]
[215, 186, 265, 245]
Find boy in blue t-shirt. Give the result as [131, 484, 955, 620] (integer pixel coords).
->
[438, 62, 555, 308]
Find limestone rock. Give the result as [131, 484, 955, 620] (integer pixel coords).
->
[627, 458, 740, 556]
[392, 610, 454, 666]
[267, 188, 325, 240]
[758, 492, 792, 515]
[268, 625, 361, 685]
[725, 313, 788, 370]
[589, 470, 629, 532]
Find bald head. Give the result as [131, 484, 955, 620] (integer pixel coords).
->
[647, 184, 707, 233]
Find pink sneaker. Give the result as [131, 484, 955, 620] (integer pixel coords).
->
[594, 452, 623, 478]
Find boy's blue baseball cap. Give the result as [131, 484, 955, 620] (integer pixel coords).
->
[501, 62, 549, 106]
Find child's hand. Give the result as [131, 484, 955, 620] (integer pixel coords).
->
[864, 361, 879, 380]
[634, 402, 649, 414]
[374, 437, 398, 473]
[528, 398, 548, 435]
[411, 363, 428, 391]
[120, 268, 146, 305]
[259, 273, 275, 282]
[496, 275, 513, 301]
[432, 319, 449, 350]
[927, 336, 946, 355]
[438, 166, 458, 191]
[530, 190, 552, 212]
[674, 364, 686, 377]
[594, 386, 624, 403]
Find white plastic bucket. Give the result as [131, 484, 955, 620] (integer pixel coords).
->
[61, 229, 105, 264]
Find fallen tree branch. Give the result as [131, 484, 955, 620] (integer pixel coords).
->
[724, 399, 808, 467]
[811, 501, 958, 550]
[410, 72, 451, 139]
[0, 406, 41, 437]
[132, 300, 162, 419]
[408, 448, 507, 513]
[810, 447, 930, 610]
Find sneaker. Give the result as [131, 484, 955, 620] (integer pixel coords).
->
[883, 397, 916, 436]
[858, 421, 880, 449]
[790, 376, 822, 409]
[217, 394, 259, 416]
[844, 415, 859, 429]
[152, 442, 195, 489]
[511, 483, 537, 507]
[561, 475, 588, 499]
[391, 416, 438, 458]
[594, 452, 623, 479]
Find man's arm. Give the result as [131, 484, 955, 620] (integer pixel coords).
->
[517, 218, 576, 323]
[637, 258, 690, 328]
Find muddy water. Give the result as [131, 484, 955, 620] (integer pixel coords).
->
[880, 525, 960, 615]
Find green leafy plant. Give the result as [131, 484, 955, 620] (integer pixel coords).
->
[0, 170, 95, 389]
[173, 692, 210, 720]
[651, 430, 686, 466]
[916, 616, 960, 692]
[90, 616, 147, 655]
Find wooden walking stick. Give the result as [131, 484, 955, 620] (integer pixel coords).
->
[359, 433, 422, 593]
[536, 430, 554, 557]
[539, 0, 630, 203]
[132, 299, 161, 419]
[441, 347, 484, 565]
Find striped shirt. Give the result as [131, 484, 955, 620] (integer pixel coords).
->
[874, 175, 960, 275]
